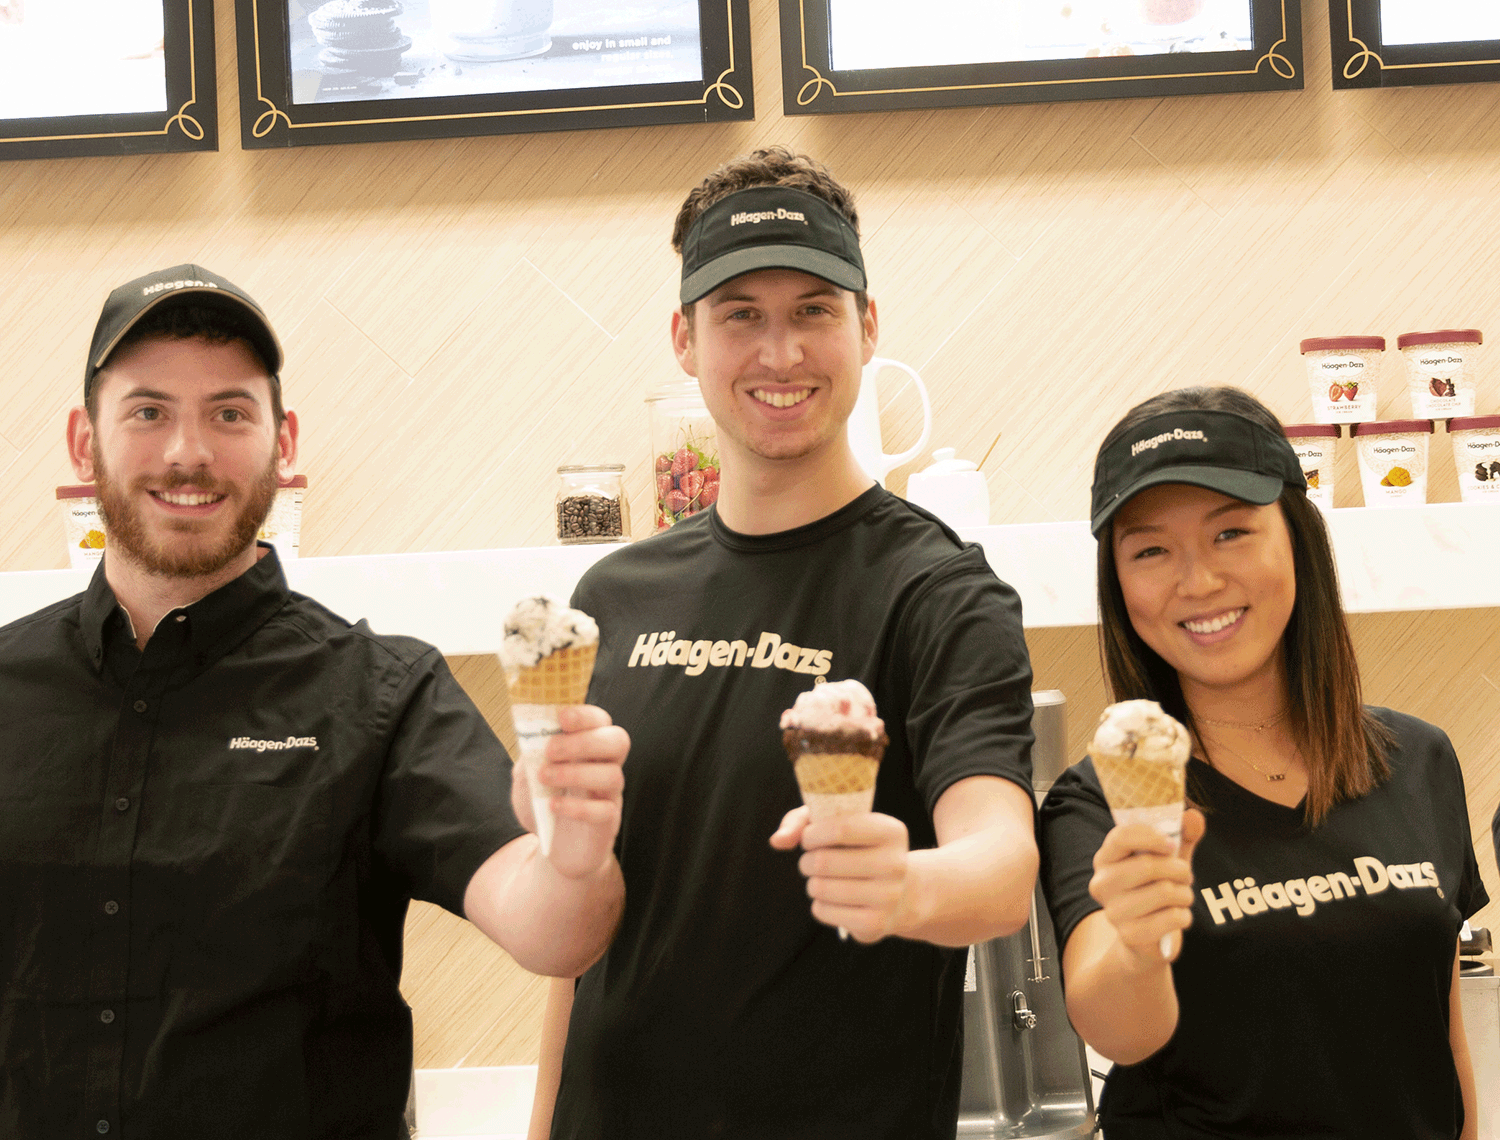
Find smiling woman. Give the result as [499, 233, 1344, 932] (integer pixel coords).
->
[1037, 386, 1488, 1140]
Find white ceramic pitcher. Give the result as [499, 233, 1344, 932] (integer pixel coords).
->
[847, 358, 932, 486]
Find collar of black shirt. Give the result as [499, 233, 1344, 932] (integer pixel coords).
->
[81, 543, 292, 674]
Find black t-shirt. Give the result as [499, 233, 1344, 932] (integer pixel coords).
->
[0, 549, 524, 1140]
[555, 487, 1035, 1140]
[1039, 708, 1488, 1140]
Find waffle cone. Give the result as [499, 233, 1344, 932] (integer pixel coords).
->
[1092, 748, 1186, 810]
[507, 643, 597, 706]
[792, 751, 880, 797]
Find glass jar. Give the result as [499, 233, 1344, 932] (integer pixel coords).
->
[645, 379, 720, 532]
[555, 464, 628, 544]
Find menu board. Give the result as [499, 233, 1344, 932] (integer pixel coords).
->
[1331, 0, 1500, 89]
[1380, 0, 1500, 46]
[783, 0, 1300, 115]
[0, 0, 167, 120]
[238, 0, 751, 148]
[287, 0, 703, 106]
[829, 0, 1254, 71]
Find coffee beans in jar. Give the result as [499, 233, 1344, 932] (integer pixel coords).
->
[556, 464, 629, 544]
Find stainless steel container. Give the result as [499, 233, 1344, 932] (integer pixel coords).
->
[957, 690, 1095, 1138]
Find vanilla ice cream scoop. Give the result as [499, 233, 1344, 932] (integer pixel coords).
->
[1091, 699, 1192, 773]
[499, 595, 599, 672]
[779, 678, 885, 739]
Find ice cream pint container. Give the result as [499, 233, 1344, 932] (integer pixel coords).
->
[1352, 420, 1433, 507]
[259, 476, 307, 560]
[1397, 329, 1481, 420]
[1446, 415, 1500, 503]
[56, 485, 105, 569]
[1283, 424, 1338, 512]
[1300, 336, 1382, 425]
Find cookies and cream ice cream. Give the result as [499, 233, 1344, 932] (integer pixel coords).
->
[501, 596, 599, 856]
[500, 594, 598, 673]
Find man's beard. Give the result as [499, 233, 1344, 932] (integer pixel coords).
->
[92, 445, 279, 579]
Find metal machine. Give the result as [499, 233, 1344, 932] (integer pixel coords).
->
[958, 690, 1096, 1138]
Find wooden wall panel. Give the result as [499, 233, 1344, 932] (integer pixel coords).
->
[3, 0, 1498, 1068]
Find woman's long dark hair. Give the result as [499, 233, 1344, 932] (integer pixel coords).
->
[1095, 387, 1391, 825]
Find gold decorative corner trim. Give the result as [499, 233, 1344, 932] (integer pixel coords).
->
[251, 0, 746, 134]
[795, 0, 1295, 103]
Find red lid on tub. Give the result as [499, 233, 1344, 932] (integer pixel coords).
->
[279, 475, 308, 488]
[1351, 420, 1434, 437]
[1300, 336, 1385, 353]
[1396, 329, 1482, 349]
[55, 485, 97, 500]
[1284, 423, 1340, 438]
[1447, 416, 1500, 432]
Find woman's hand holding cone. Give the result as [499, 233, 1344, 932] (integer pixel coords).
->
[1088, 808, 1205, 966]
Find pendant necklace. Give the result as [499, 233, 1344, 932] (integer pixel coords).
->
[1197, 708, 1292, 782]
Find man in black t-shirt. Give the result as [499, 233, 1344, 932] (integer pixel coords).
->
[531, 149, 1039, 1140]
[0, 265, 628, 1139]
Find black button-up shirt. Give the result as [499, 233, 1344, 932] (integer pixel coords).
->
[0, 548, 524, 1139]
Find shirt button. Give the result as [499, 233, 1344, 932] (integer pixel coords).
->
[103, 900, 119, 915]
[97, 1121, 110, 1134]
[133, 700, 148, 713]
[100, 1009, 115, 1024]
[175, 614, 187, 622]
[114, 797, 130, 812]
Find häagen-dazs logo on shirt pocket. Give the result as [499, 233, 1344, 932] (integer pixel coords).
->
[228, 735, 319, 752]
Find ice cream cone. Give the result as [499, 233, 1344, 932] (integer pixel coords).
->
[780, 680, 888, 940]
[791, 751, 881, 822]
[500, 597, 600, 857]
[1090, 700, 1191, 957]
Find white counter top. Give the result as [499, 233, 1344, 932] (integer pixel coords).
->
[3, 504, 1497, 653]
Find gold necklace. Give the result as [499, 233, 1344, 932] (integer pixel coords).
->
[1200, 732, 1291, 783]
[1196, 707, 1290, 734]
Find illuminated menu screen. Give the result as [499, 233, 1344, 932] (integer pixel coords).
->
[1380, 0, 1500, 46]
[0, 0, 167, 120]
[828, 0, 1254, 70]
[287, 0, 704, 106]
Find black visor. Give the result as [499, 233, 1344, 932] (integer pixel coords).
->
[1090, 409, 1306, 535]
[679, 186, 866, 305]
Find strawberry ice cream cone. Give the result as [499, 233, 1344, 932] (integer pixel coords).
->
[781, 679, 888, 938]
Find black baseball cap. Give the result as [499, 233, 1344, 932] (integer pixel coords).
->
[85, 264, 284, 401]
[1090, 410, 1306, 535]
[679, 186, 867, 305]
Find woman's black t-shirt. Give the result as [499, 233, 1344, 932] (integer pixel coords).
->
[1040, 708, 1488, 1139]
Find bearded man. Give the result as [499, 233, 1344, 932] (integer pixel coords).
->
[0, 265, 629, 1140]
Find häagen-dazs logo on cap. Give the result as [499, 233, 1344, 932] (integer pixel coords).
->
[143, 279, 219, 297]
[730, 208, 807, 227]
[1131, 428, 1208, 458]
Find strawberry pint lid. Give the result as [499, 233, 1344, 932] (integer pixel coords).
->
[1300, 336, 1386, 353]
[1351, 420, 1434, 437]
[1284, 424, 1340, 438]
[55, 485, 98, 500]
[1396, 329, 1482, 350]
